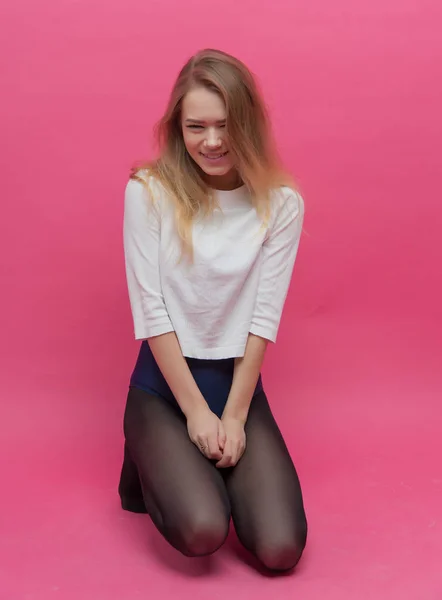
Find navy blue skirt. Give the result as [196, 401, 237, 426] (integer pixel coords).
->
[130, 341, 264, 418]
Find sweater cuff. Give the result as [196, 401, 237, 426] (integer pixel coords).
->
[249, 323, 277, 343]
[134, 321, 175, 340]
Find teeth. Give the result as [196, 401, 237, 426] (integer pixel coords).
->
[202, 152, 226, 159]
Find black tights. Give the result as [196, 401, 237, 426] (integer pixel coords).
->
[118, 387, 307, 571]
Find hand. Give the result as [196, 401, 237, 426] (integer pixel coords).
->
[216, 417, 246, 468]
[187, 406, 226, 461]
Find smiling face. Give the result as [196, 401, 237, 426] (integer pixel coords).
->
[181, 86, 240, 190]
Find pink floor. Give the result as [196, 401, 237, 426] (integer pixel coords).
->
[1, 316, 441, 600]
[2, 0, 442, 597]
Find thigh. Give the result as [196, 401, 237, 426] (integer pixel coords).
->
[123, 387, 231, 532]
[223, 391, 307, 553]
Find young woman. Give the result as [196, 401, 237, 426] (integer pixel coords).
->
[118, 48, 307, 572]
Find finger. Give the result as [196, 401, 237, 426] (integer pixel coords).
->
[218, 421, 226, 451]
[207, 432, 223, 460]
[216, 453, 231, 468]
[229, 443, 240, 468]
[216, 439, 234, 468]
[231, 441, 244, 467]
[227, 438, 245, 468]
[197, 437, 209, 456]
[238, 441, 246, 462]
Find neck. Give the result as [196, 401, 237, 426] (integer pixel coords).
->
[204, 169, 243, 191]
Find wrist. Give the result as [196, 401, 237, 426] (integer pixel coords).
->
[179, 393, 209, 420]
[221, 410, 247, 427]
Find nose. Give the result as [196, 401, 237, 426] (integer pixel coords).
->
[203, 128, 222, 149]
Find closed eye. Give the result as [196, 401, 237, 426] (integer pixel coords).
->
[186, 124, 226, 130]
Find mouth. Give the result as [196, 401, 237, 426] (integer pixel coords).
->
[200, 151, 229, 161]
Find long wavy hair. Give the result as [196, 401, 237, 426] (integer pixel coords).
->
[131, 48, 295, 257]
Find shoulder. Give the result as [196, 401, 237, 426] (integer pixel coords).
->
[125, 169, 168, 213]
[270, 185, 305, 221]
[126, 168, 164, 197]
[275, 185, 304, 209]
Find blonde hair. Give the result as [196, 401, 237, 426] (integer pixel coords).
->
[131, 48, 295, 257]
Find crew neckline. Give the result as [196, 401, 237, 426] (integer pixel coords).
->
[214, 184, 246, 193]
[213, 185, 249, 208]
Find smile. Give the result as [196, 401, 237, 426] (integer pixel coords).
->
[200, 151, 229, 160]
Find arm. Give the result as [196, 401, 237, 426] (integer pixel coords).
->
[123, 176, 175, 340]
[224, 187, 304, 422]
[124, 176, 224, 457]
[249, 187, 305, 343]
[216, 333, 267, 467]
[216, 189, 304, 468]
[222, 333, 268, 424]
[147, 331, 208, 419]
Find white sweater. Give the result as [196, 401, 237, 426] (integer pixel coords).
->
[123, 173, 304, 359]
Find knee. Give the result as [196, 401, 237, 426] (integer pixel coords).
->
[179, 515, 229, 557]
[256, 519, 308, 572]
[256, 542, 304, 572]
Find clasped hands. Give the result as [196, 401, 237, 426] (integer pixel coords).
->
[187, 405, 246, 468]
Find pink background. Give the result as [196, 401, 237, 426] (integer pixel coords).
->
[1, 0, 442, 598]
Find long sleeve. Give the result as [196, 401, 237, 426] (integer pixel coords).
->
[123, 177, 175, 340]
[249, 188, 304, 343]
